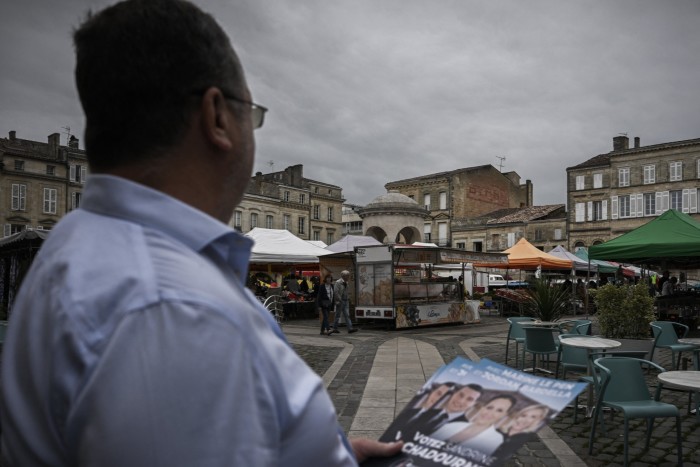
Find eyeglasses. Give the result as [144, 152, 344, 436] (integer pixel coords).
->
[191, 89, 268, 129]
[223, 94, 268, 130]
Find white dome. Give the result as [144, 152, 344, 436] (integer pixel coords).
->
[366, 190, 419, 207]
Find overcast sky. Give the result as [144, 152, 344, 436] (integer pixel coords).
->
[2, 0, 699, 207]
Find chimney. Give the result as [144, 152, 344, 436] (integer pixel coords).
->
[612, 135, 629, 151]
[48, 133, 60, 158]
[68, 135, 79, 149]
[9, 131, 16, 140]
[634, 137, 640, 148]
[287, 164, 303, 187]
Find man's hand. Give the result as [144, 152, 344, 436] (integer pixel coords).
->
[350, 438, 403, 463]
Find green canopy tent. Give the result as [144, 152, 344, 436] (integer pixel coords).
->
[574, 248, 620, 274]
[589, 209, 700, 268]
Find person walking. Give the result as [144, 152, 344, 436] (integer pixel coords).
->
[332, 270, 357, 334]
[0, 1, 399, 465]
[317, 274, 335, 335]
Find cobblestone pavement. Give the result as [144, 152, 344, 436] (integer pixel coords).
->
[287, 315, 700, 467]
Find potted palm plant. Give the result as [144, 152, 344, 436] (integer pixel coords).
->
[523, 278, 569, 322]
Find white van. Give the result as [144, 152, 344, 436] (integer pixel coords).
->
[488, 274, 507, 287]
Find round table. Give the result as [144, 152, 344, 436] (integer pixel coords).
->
[560, 337, 621, 417]
[658, 370, 700, 421]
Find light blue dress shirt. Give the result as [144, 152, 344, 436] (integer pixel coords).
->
[0, 175, 356, 466]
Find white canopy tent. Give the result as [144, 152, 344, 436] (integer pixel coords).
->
[325, 235, 383, 253]
[246, 228, 331, 264]
[549, 245, 598, 273]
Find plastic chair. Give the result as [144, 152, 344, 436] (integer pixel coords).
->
[556, 334, 595, 379]
[650, 321, 695, 370]
[556, 334, 597, 422]
[505, 317, 535, 369]
[588, 357, 682, 467]
[522, 326, 559, 375]
[558, 319, 592, 335]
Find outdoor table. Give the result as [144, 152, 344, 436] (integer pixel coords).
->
[658, 370, 700, 421]
[678, 338, 700, 370]
[560, 336, 621, 417]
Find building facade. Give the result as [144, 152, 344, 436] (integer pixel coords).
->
[385, 165, 533, 246]
[1, 131, 88, 236]
[233, 165, 344, 244]
[567, 135, 700, 250]
[342, 203, 364, 236]
[451, 205, 567, 253]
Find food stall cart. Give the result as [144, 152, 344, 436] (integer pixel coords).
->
[353, 245, 507, 329]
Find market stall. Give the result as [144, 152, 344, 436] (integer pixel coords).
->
[589, 209, 700, 326]
[246, 228, 330, 318]
[0, 230, 47, 319]
[353, 245, 507, 329]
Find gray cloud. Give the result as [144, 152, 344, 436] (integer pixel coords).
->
[2, 0, 699, 207]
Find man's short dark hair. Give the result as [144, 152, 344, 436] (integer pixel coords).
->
[73, 0, 245, 170]
[466, 383, 483, 393]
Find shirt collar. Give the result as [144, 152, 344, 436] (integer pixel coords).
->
[80, 175, 253, 270]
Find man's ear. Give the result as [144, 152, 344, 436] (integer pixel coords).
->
[200, 87, 234, 151]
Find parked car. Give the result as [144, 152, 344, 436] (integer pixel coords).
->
[489, 274, 507, 288]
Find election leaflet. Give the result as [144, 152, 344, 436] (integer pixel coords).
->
[363, 357, 586, 467]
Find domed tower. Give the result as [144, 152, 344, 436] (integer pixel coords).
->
[358, 190, 429, 244]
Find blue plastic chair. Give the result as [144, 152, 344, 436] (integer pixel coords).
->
[522, 326, 559, 375]
[505, 317, 535, 369]
[556, 334, 594, 379]
[558, 319, 592, 335]
[557, 334, 597, 422]
[650, 321, 695, 370]
[589, 356, 682, 467]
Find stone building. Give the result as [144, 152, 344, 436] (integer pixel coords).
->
[567, 135, 700, 250]
[0, 131, 87, 236]
[342, 203, 364, 236]
[235, 164, 344, 244]
[384, 165, 533, 246]
[452, 205, 567, 253]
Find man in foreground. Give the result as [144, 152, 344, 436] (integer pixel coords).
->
[0, 0, 400, 465]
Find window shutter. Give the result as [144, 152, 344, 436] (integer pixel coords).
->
[80, 166, 87, 184]
[19, 184, 26, 211]
[11, 184, 18, 210]
[575, 203, 584, 222]
[70, 164, 76, 182]
[587, 202, 593, 221]
[3, 225, 10, 237]
[635, 194, 643, 217]
[690, 189, 698, 214]
[630, 195, 637, 218]
[71, 192, 76, 209]
[655, 192, 663, 215]
[683, 189, 690, 213]
[602, 200, 607, 220]
[611, 196, 618, 219]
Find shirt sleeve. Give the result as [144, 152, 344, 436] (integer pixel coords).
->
[66, 301, 356, 467]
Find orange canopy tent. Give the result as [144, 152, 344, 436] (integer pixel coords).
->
[473, 238, 573, 270]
